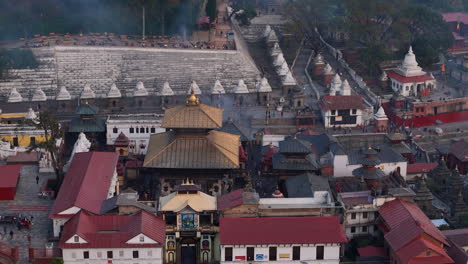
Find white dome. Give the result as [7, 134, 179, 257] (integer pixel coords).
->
[56, 86, 71, 101]
[257, 77, 272, 93]
[32, 88, 47, 101]
[314, 53, 325, 65]
[375, 106, 388, 120]
[397, 46, 424, 77]
[188, 80, 202, 95]
[107, 83, 122, 98]
[25, 108, 37, 120]
[270, 42, 281, 56]
[81, 84, 96, 99]
[158, 81, 174, 96]
[277, 61, 289, 76]
[8, 87, 22, 103]
[341, 79, 351, 96]
[234, 79, 249, 94]
[134, 81, 149, 97]
[330, 74, 342, 92]
[323, 64, 334, 75]
[274, 53, 285, 67]
[211, 80, 226, 94]
[282, 71, 297, 86]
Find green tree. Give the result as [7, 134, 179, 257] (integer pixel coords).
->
[27, 111, 65, 192]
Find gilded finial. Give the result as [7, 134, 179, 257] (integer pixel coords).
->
[186, 88, 199, 106]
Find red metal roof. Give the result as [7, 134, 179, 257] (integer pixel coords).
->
[217, 189, 244, 211]
[50, 152, 119, 217]
[442, 12, 468, 24]
[6, 152, 40, 164]
[407, 163, 437, 174]
[386, 71, 434, 84]
[395, 237, 453, 264]
[0, 165, 21, 188]
[319, 95, 365, 111]
[379, 199, 452, 263]
[220, 216, 347, 245]
[59, 210, 165, 249]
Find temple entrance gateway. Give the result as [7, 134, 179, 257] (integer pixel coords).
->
[181, 238, 197, 264]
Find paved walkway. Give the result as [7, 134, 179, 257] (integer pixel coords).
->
[0, 165, 55, 263]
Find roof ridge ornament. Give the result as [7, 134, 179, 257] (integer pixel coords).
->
[186, 88, 200, 106]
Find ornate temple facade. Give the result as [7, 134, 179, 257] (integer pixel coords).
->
[143, 90, 240, 195]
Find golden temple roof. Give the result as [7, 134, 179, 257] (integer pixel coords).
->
[143, 130, 240, 169]
[161, 99, 223, 129]
[159, 191, 217, 212]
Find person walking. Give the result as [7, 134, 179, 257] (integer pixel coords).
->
[9, 230, 13, 239]
[36, 175, 39, 185]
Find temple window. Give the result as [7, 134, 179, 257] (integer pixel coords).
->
[140, 127, 145, 133]
[151, 127, 156, 133]
[130, 127, 134, 133]
[113, 127, 118, 133]
[351, 109, 357, 115]
[331, 110, 336, 116]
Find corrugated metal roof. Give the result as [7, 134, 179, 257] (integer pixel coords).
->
[218, 120, 251, 141]
[162, 103, 223, 129]
[59, 210, 165, 249]
[50, 152, 119, 217]
[143, 131, 239, 169]
[279, 137, 311, 153]
[0, 165, 21, 188]
[272, 153, 319, 171]
[220, 217, 347, 245]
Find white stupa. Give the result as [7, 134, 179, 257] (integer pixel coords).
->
[282, 71, 297, 86]
[64, 132, 91, 172]
[274, 53, 285, 67]
[80, 84, 96, 99]
[32, 88, 47, 101]
[277, 61, 289, 76]
[264, 25, 272, 38]
[267, 30, 278, 43]
[107, 83, 122, 98]
[56, 86, 71, 101]
[233, 79, 249, 94]
[8, 87, 22, 103]
[341, 79, 351, 96]
[211, 80, 226, 94]
[257, 77, 272, 93]
[270, 42, 281, 56]
[374, 106, 388, 121]
[188, 80, 202, 95]
[330, 74, 342, 92]
[323, 64, 334, 75]
[25, 108, 37, 120]
[329, 84, 336, 96]
[380, 71, 388, 81]
[158, 81, 174, 96]
[397, 46, 425, 77]
[133, 81, 149, 97]
[314, 53, 325, 65]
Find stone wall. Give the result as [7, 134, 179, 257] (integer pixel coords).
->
[0, 46, 261, 100]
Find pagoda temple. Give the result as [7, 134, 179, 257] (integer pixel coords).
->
[413, 172, 435, 217]
[143, 89, 240, 195]
[428, 157, 451, 194]
[352, 147, 386, 191]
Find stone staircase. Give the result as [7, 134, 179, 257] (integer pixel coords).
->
[0, 46, 261, 100]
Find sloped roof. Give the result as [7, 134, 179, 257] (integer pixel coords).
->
[59, 210, 165, 249]
[143, 131, 239, 169]
[272, 153, 319, 171]
[285, 173, 330, 198]
[159, 191, 216, 212]
[395, 237, 452, 264]
[0, 165, 21, 188]
[387, 71, 434, 84]
[442, 12, 468, 24]
[50, 152, 119, 217]
[449, 140, 468, 162]
[319, 95, 365, 111]
[218, 120, 251, 141]
[220, 217, 347, 245]
[217, 189, 244, 211]
[100, 195, 157, 215]
[379, 199, 449, 254]
[114, 132, 130, 146]
[161, 103, 223, 129]
[76, 104, 99, 115]
[279, 137, 311, 153]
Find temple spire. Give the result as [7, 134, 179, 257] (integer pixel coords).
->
[186, 88, 200, 106]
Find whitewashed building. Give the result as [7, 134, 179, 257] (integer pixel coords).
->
[49, 152, 119, 237]
[219, 217, 347, 263]
[106, 114, 164, 155]
[387, 46, 435, 97]
[59, 210, 165, 264]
